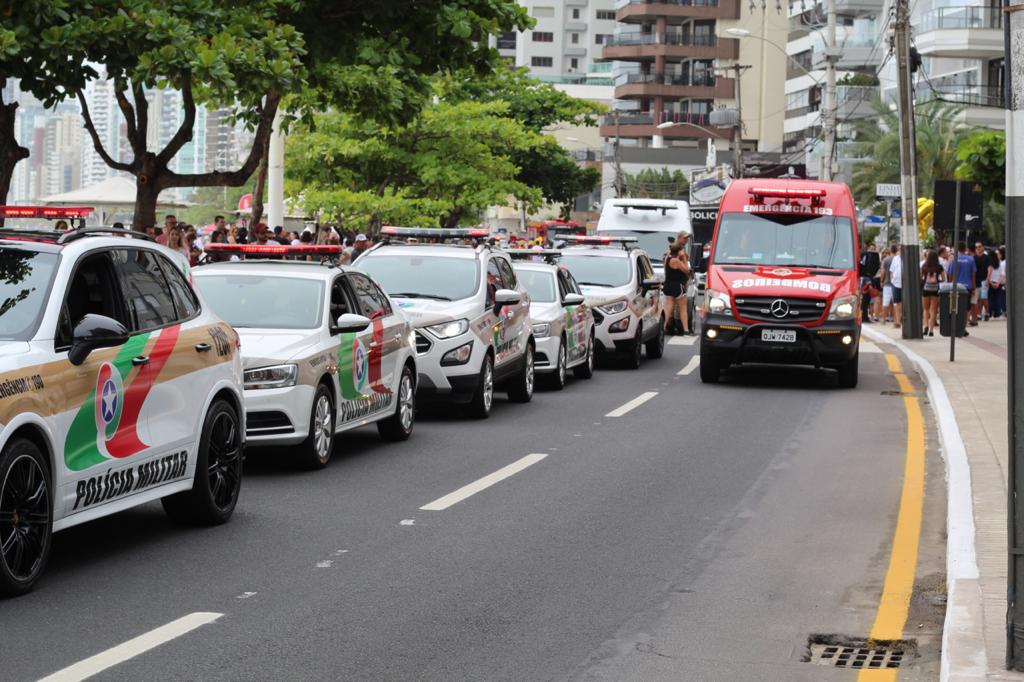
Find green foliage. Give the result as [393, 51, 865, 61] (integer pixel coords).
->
[178, 183, 254, 226]
[625, 168, 690, 199]
[956, 130, 1005, 203]
[838, 73, 879, 86]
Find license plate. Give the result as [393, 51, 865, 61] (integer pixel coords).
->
[761, 329, 796, 343]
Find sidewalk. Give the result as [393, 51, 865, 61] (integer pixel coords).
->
[866, 318, 1021, 680]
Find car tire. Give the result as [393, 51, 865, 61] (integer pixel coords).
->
[573, 332, 595, 379]
[0, 438, 52, 597]
[699, 343, 721, 384]
[508, 343, 535, 403]
[465, 353, 494, 419]
[625, 328, 642, 370]
[296, 383, 335, 469]
[378, 365, 416, 441]
[837, 350, 859, 389]
[645, 318, 665, 359]
[544, 340, 567, 391]
[162, 399, 243, 525]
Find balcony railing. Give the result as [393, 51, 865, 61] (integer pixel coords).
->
[918, 4, 1002, 31]
[606, 32, 717, 47]
[496, 38, 516, 50]
[619, 72, 717, 86]
[916, 83, 1004, 108]
[588, 61, 614, 73]
[616, 0, 720, 7]
[536, 74, 615, 86]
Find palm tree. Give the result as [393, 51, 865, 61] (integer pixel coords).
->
[850, 99, 971, 210]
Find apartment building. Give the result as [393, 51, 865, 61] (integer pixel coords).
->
[496, 0, 619, 84]
[784, 0, 883, 181]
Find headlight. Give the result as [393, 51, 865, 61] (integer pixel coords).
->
[599, 300, 628, 315]
[440, 341, 473, 366]
[705, 289, 731, 315]
[244, 364, 298, 390]
[425, 318, 469, 339]
[828, 294, 857, 320]
[532, 323, 550, 338]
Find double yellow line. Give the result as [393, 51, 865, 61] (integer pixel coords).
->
[858, 353, 927, 681]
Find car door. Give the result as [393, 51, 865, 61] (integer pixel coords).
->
[330, 274, 385, 425]
[494, 255, 529, 367]
[636, 253, 659, 336]
[347, 271, 401, 401]
[559, 269, 586, 363]
[55, 250, 156, 515]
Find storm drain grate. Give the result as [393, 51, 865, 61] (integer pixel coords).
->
[804, 636, 915, 670]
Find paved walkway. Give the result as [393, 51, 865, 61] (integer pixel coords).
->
[868, 317, 1022, 680]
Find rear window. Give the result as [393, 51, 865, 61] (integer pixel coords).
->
[0, 248, 59, 341]
[712, 213, 855, 270]
[515, 268, 557, 303]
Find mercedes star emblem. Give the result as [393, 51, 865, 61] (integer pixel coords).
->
[769, 299, 790, 318]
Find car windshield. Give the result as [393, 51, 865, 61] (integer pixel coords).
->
[597, 230, 675, 264]
[0, 248, 58, 341]
[712, 213, 855, 269]
[515, 268, 557, 303]
[358, 255, 479, 301]
[560, 254, 632, 288]
[194, 274, 324, 329]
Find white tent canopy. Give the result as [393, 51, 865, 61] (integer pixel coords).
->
[39, 176, 189, 226]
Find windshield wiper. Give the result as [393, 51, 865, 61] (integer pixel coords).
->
[391, 292, 452, 301]
[576, 281, 610, 287]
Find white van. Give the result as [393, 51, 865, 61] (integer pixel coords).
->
[595, 198, 692, 268]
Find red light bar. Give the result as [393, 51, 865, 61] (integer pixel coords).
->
[747, 187, 826, 198]
[0, 206, 94, 218]
[566, 235, 638, 245]
[381, 226, 490, 239]
[205, 243, 342, 255]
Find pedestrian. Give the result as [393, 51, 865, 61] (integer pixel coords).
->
[948, 241, 977, 334]
[165, 226, 191, 261]
[921, 249, 945, 336]
[879, 247, 894, 323]
[972, 242, 994, 323]
[662, 243, 692, 335]
[213, 214, 227, 235]
[859, 242, 880, 321]
[347, 233, 371, 262]
[990, 245, 1007, 319]
[157, 214, 176, 245]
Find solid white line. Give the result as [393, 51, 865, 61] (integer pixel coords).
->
[39, 612, 222, 682]
[420, 453, 547, 511]
[668, 335, 697, 346]
[677, 356, 700, 375]
[605, 391, 658, 418]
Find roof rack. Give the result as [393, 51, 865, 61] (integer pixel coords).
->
[202, 243, 343, 265]
[506, 248, 562, 264]
[58, 227, 154, 244]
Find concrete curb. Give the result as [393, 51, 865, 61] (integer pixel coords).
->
[862, 326, 986, 681]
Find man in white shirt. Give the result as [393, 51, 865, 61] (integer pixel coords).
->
[889, 243, 903, 328]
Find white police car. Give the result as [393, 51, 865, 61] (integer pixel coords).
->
[559, 236, 664, 369]
[194, 243, 418, 469]
[355, 227, 534, 418]
[508, 250, 595, 389]
[0, 208, 245, 596]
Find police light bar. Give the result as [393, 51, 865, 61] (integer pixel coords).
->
[0, 206, 95, 218]
[204, 243, 342, 256]
[505, 248, 563, 259]
[380, 226, 490, 239]
[565, 235, 638, 245]
[747, 187, 827, 199]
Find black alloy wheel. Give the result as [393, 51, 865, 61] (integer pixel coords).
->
[0, 439, 51, 597]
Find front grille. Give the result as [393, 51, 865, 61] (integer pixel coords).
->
[246, 410, 293, 436]
[414, 330, 433, 355]
[733, 295, 826, 323]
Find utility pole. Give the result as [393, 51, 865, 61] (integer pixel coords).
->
[717, 64, 751, 178]
[613, 111, 624, 197]
[1005, 0, 1024, 669]
[892, 0, 922, 339]
[821, 0, 838, 181]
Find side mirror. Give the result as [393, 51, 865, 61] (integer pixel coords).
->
[562, 293, 585, 306]
[642, 277, 663, 292]
[68, 314, 129, 366]
[334, 313, 371, 334]
[493, 288, 521, 312]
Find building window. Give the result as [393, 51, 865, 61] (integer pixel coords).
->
[531, 56, 553, 67]
[572, 8, 580, 19]
[570, 58, 579, 69]
[595, 34, 609, 44]
[532, 31, 554, 42]
[496, 31, 516, 50]
[596, 10, 616, 20]
[571, 33, 579, 44]
[532, 6, 554, 18]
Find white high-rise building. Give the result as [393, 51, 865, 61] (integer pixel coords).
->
[41, 112, 82, 196]
[79, 78, 128, 188]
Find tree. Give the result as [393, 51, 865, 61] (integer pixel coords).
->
[625, 168, 690, 199]
[956, 130, 1006, 242]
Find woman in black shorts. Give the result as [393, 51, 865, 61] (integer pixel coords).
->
[663, 243, 692, 335]
[921, 249, 945, 336]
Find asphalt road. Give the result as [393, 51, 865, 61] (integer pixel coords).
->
[0, 334, 944, 681]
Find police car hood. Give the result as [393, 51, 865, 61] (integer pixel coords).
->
[529, 300, 565, 323]
[392, 296, 478, 329]
[578, 283, 633, 308]
[235, 328, 316, 368]
[710, 264, 855, 300]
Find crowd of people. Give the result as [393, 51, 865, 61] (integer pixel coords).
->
[859, 239, 1007, 336]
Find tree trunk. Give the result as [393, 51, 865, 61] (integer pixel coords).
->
[133, 178, 161, 231]
[442, 208, 464, 229]
[0, 96, 30, 220]
[249, 135, 270, 227]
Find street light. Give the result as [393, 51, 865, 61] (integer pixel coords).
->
[657, 121, 723, 172]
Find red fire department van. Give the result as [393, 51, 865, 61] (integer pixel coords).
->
[699, 178, 861, 387]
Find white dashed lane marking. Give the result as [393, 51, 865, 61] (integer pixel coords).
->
[420, 453, 548, 511]
[605, 392, 658, 418]
[668, 335, 698, 346]
[677, 356, 700, 375]
[39, 612, 222, 682]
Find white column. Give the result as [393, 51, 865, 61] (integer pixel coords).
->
[267, 110, 285, 228]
